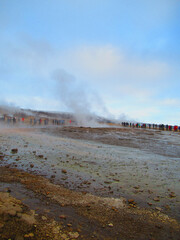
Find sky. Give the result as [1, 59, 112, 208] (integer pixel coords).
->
[0, 0, 180, 124]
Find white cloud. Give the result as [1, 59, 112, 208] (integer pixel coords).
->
[4, 96, 63, 112]
[160, 98, 180, 107]
[62, 45, 169, 84]
[1, 38, 178, 124]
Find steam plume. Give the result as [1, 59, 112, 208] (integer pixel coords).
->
[53, 69, 109, 126]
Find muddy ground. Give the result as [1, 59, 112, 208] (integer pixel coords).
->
[0, 125, 180, 239]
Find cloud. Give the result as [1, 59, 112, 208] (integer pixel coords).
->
[62, 45, 170, 89]
[159, 98, 180, 107]
[0, 38, 171, 86]
[0, 37, 178, 124]
[2, 95, 63, 112]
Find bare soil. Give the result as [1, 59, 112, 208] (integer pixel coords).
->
[0, 126, 180, 239]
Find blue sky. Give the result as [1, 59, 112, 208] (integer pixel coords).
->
[0, 0, 180, 124]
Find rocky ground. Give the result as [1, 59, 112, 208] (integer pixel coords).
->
[0, 126, 180, 239]
[0, 167, 179, 240]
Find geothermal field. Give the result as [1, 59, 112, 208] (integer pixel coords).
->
[0, 124, 180, 239]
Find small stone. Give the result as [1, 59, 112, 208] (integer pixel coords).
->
[104, 181, 111, 184]
[155, 225, 162, 229]
[164, 205, 170, 210]
[108, 223, 113, 227]
[61, 233, 68, 239]
[147, 202, 153, 206]
[155, 207, 162, 211]
[11, 148, 18, 153]
[42, 216, 47, 221]
[30, 164, 34, 168]
[8, 209, 17, 216]
[59, 215, 66, 219]
[169, 192, 176, 198]
[37, 155, 43, 158]
[21, 214, 36, 225]
[68, 232, 79, 238]
[62, 169, 67, 174]
[153, 197, 160, 202]
[24, 233, 34, 238]
[28, 233, 34, 238]
[3, 187, 11, 193]
[17, 213, 22, 218]
[128, 199, 135, 204]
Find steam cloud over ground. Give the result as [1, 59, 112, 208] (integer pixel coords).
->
[53, 69, 110, 127]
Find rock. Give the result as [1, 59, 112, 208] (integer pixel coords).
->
[17, 213, 22, 218]
[155, 207, 162, 211]
[113, 179, 119, 182]
[153, 197, 160, 202]
[59, 215, 66, 219]
[169, 192, 176, 198]
[37, 154, 43, 158]
[128, 199, 135, 204]
[147, 202, 153, 206]
[30, 164, 34, 168]
[164, 205, 170, 210]
[52, 225, 61, 234]
[104, 181, 111, 184]
[3, 187, 11, 193]
[7, 209, 17, 216]
[24, 232, 34, 238]
[21, 213, 36, 225]
[11, 148, 18, 153]
[108, 223, 113, 227]
[155, 225, 162, 229]
[61, 233, 68, 239]
[62, 169, 67, 174]
[68, 232, 79, 239]
[42, 216, 47, 221]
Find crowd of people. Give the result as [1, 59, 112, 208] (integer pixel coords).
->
[0, 114, 179, 132]
[121, 122, 180, 131]
[0, 115, 70, 126]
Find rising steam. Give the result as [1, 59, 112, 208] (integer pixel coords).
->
[53, 69, 109, 127]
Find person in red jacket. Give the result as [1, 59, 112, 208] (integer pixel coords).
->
[174, 125, 178, 131]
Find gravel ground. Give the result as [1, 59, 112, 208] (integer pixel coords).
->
[0, 125, 180, 239]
